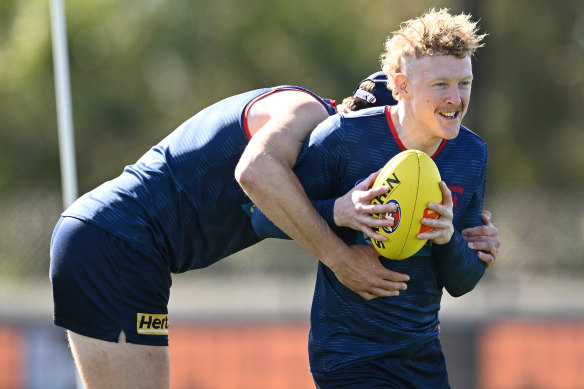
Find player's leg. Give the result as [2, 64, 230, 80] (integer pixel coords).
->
[50, 216, 173, 389]
[68, 330, 169, 389]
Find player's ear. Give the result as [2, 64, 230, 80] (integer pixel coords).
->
[394, 74, 409, 99]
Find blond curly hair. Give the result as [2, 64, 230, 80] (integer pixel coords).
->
[380, 8, 487, 99]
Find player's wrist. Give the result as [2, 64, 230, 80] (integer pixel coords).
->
[332, 198, 344, 227]
[317, 242, 351, 271]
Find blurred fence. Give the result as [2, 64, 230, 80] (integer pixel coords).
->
[2, 187, 583, 282]
[0, 188, 584, 282]
[0, 188, 583, 388]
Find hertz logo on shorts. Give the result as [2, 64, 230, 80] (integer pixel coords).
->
[137, 313, 168, 335]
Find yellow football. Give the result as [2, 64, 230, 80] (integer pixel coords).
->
[370, 150, 442, 260]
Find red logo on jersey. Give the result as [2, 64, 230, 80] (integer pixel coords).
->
[449, 186, 464, 210]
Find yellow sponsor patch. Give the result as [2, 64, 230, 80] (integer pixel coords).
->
[137, 313, 168, 335]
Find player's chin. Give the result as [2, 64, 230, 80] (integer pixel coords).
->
[436, 115, 462, 139]
[441, 125, 461, 140]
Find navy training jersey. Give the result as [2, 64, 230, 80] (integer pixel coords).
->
[62, 86, 337, 273]
[257, 105, 488, 372]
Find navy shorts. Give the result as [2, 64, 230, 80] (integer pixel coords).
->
[312, 338, 450, 389]
[50, 216, 172, 346]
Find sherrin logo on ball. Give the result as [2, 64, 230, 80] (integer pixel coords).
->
[370, 150, 442, 260]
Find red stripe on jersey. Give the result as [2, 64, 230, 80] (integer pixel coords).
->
[385, 106, 407, 151]
[431, 138, 447, 158]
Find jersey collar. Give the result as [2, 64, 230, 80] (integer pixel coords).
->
[384, 106, 446, 158]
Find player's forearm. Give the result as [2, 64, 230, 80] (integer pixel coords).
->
[252, 198, 339, 239]
[237, 153, 349, 267]
[433, 230, 486, 297]
[251, 206, 290, 239]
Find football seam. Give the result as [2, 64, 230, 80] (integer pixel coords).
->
[398, 152, 421, 260]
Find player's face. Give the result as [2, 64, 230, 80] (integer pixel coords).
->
[406, 55, 473, 141]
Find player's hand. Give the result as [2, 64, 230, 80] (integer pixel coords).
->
[333, 170, 397, 241]
[417, 181, 454, 245]
[462, 210, 500, 268]
[330, 244, 409, 300]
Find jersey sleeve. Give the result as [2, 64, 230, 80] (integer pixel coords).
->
[250, 115, 347, 239]
[432, 231, 486, 297]
[433, 151, 489, 297]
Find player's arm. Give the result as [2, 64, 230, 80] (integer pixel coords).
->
[236, 91, 409, 300]
[255, 169, 399, 241]
[419, 182, 486, 297]
[251, 178, 396, 242]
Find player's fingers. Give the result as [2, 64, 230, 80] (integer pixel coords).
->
[417, 229, 442, 241]
[479, 234, 501, 249]
[462, 225, 488, 237]
[363, 185, 389, 200]
[419, 216, 441, 228]
[464, 233, 501, 250]
[439, 181, 453, 209]
[381, 280, 408, 291]
[363, 277, 408, 295]
[367, 287, 401, 298]
[426, 200, 453, 221]
[351, 187, 388, 210]
[362, 215, 394, 228]
[418, 219, 453, 243]
[357, 291, 376, 301]
[358, 170, 382, 190]
[469, 240, 499, 254]
[416, 231, 432, 240]
[378, 268, 410, 283]
[477, 251, 495, 269]
[419, 216, 451, 232]
[462, 233, 489, 242]
[363, 227, 388, 242]
[371, 202, 397, 214]
[356, 201, 397, 215]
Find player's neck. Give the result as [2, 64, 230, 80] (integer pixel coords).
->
[390, 104, 442, 156]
